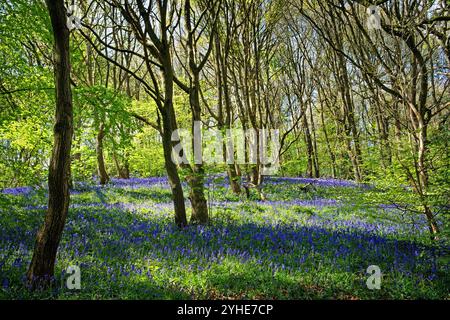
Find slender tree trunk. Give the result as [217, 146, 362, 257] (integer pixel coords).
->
[309, 103, 320, 178]
[407, 38, 439, 238]
[227, 165, 241, 194]
[183, 0, 209, 224]
[27, 0, 73, 290]
[417, 120, 439, 235]
[187, 165, 209, 224]
[374, 96, 392, 169]
[223, 67, 241, 194]
[320, 101, 336, 178]
[96, 123, 109, 185]
[302, 111, 314, 178]
[123, 158, 130, 179]
[336, 49, 363, 181]
[161, 49, 188, 228]
[424, 204, 439, 235]
[161, 108, 187, 228]
[113, 152, 130, 179]
[187, 77, 208, 224]
[215, 32, 241, 194]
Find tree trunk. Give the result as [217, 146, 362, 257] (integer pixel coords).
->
[188, 165, 209, 224]
[407, 37, 439, 238]
[309, 103, 320, 178]
[161, 108, 188, 228]
[187, 80, 208, 224]
[123, 158, 130, 179]
[424, 204, 439, 236]
[27, 0, 73, 290]
[96, 123, 109, 185]
[160, 45, 188, 228]
[302, 111, 314, 178]
[113, 152, 129, 179]
[183, 1, 209, 224]
[227, 164, 241, 194]
[335, 47, 363, 182]
[417, 120, 439, 236]
[320, 101, 337, 178]
[215, 30, 241, 195]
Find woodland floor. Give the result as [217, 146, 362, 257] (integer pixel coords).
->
[0, 176, 449, 299]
